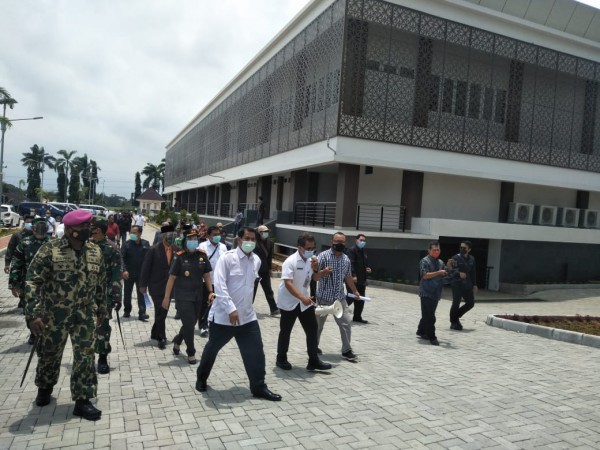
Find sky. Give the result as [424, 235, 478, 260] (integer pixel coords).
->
[2, 0, 599, 200]
[0, 0, 311, 199]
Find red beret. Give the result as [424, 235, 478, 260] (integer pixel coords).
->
[63, 210, 93, 226]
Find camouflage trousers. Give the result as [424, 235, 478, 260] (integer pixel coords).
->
[95, 306, 113, 355]
[35, 307, 97, 401]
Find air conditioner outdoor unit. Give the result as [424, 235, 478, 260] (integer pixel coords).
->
[508, 202, 534, 224]
[556, 207, 580, 227]
[580, 209, 600, 229]
[533, 205, 557, 226]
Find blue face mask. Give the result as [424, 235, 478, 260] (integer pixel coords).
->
[130, 234, 138, 241]
[357, 241, 366, 249]
[261, 232, 269, 239]
[303, 250, 315, 259]
[186, 240, 199, 251]
[24, 223, 32, 230]
[212, 235, 222, 243]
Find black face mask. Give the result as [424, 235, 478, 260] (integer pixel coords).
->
[71, 229, 91, 242]
[460, 248, 467, 256]
[332, 243, 346, 252]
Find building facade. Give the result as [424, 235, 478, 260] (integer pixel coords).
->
[165, 0, 600, 290]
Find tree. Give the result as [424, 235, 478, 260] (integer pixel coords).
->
[21, 144, 55, 201]
[68, 166, 81, 203]
[73, 154, 100, 203]
[134, 172, 142, 207]
[141, 158, 165, 193]
[55, 149, 77, 202]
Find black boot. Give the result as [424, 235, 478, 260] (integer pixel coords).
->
[73, 399, 102, 421]
[97, 354, 109, 374]
[306, 358, 332, 371]
[35, 388, 53, 407]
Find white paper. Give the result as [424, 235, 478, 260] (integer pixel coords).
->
[144, 293, 153, 308]
[347, 293, 371, 302]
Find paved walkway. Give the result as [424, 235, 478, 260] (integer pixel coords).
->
[0, 225, 599, 449]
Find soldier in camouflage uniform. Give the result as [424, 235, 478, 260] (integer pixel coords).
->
[25, 210, 106, 421]
[5, 214, 34, 310]
[9, 219, 49, 345]
[90, 217, 124, 374]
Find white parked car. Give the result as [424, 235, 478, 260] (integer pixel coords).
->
[1, 204, 21, 227]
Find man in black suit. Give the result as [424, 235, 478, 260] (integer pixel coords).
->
[140, 224, 177, 349]
[346, 234, 371, 323]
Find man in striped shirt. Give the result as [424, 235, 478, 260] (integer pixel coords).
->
[315, 232, 361, 361]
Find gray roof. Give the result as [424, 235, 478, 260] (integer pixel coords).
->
[136, 188, 165, 202]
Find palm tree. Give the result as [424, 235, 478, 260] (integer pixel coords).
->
[141, 158, 165, 192]
[21, 145, 56, 201]
[55, 149, 77, 202]
[73, 154, 100, 203]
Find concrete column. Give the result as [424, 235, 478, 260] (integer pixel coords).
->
[335, 164, 360, 228]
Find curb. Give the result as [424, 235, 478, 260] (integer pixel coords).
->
[486, 314, 600, 348]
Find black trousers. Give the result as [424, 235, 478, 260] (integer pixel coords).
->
[123, 277, 145, 316]
[349, 284, 367, 320]
[417, 296, 439, 339]
[277, 304, 319, 362]
[150, 290, 167, 340]
[450, 284, 475, 323]
[252, 274, 278, 312]
[173, 301, 201, 356]
[197, 320, 266, 393]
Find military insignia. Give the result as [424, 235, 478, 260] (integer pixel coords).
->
[184, 271, 190, 277]
[200, 258, 204, 262]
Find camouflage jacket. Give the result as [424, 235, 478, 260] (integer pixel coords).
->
[24, 238, 107, 323]
[95, 236, 123, 306]
[8, 234, 50, 291]
[5, 229, 31, 267]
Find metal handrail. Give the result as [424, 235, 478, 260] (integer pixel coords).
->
[294, 202, 336, 227]
[356, 204, 407, 232]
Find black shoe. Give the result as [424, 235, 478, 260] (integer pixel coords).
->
[316, 347, 323, 355]
[173, 342, 181, 355]
[252, 386, 282, 401]
[276, 360, 292, 370]
[28, 334, 35, 345]
[97, 355, 109, 374]
[353, 318, 368, 324]
[123, 312, 131, 318]
[270, 309, 280, 316]
[73, 399, 102, 421]
[158, 338, 166, 350]
[450, 321, 463, 331]
[416, 332, 429, 340]
[195, 379, 207, 392]
[342, 350, 357, 361]
[138, 314, 149, 321]
[306, 359, 332, 371]
[430, 338, 440, 346]
[35, 388, 53, 407]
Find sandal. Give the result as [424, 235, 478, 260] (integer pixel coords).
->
[173, 343, 180, 355]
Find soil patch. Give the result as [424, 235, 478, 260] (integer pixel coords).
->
[497, 315, 600, 336]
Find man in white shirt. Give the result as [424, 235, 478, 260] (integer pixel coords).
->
[196, 226, 281, 401]
[44, 210, 56, 237]
[134, 211, 145, 232]
[276, 233, 332, 372]
[197, 226, 228, 337]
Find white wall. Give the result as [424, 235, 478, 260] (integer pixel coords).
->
[421, 173, 500, 221]
[357, 167, 403, 205]
[247, 178, 258, 206]
[487, 239, 502, 291]
[514, 184, 576, 207]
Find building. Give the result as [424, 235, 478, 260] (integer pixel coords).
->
[165, 0, 600, 290]
[136, 188, 165, 217]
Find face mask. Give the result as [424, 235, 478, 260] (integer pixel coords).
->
[357, 241, 366, 249]
[186, 240, 199, 251]
[261, 232, 269, 239]
[460, 248, 467, 256]
[71, 228, 90, 243]
[241, 241, 256, 253]
[164, 233, 175, 246]
[24, 223, 32, 230]
[303, 250, 315, 259]
[212, 235, 222, 243]
[332, 243, 345, 252]
[130, 234, 138, 241]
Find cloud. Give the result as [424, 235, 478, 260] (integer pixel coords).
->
[0, 0, 310, 198]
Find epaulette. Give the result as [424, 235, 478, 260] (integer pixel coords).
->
[176, 250, 185, 255]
